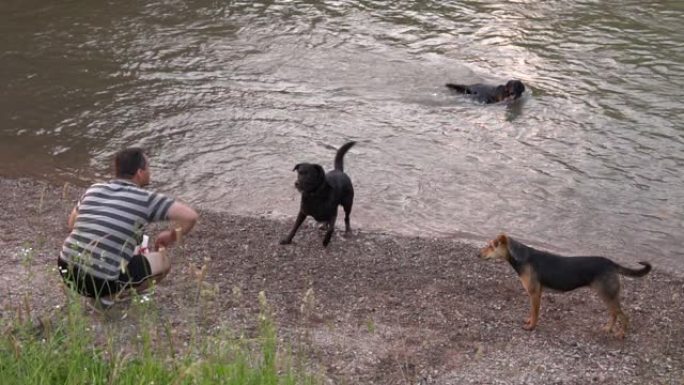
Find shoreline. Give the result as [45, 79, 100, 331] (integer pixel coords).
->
[10, 172, 682, 278]
[1, 177, 683, 384]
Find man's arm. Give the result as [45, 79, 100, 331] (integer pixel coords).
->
[155, 201, 198, 249]
[67, 206, 78, 231]
[167, 201, 198, 235]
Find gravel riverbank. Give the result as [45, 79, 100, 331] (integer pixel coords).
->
[1, 177, 682, 384]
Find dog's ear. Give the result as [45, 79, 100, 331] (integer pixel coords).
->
[293, 163, 302, 171]
[496, 233, 508, 246]
[314, 164, 325, 178]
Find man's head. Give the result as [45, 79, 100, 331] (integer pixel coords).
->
[114, 147, 150, 187]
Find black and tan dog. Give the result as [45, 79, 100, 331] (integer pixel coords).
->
[446, 79, 525, 104]
[280, 141, 356, 247]
[479, 233, 651, 338]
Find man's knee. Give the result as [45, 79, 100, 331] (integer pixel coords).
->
[146, 251, 171, 277]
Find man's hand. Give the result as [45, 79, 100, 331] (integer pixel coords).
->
[154, 229, 177, 250]
[155, 201, 197, 250]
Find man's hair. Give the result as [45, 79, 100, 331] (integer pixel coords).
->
[114, 147, 147, 178]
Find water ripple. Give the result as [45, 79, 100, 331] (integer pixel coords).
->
[1, 0, 683, 273]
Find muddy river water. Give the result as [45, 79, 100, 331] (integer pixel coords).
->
[1, 1, 682, 273]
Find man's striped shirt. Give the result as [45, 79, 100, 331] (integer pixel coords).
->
[60, 179, 174, 280]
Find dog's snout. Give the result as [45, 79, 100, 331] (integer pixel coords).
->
[477, 246, 489, 259]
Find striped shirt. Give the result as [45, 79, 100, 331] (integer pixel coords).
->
[59, 179, 175, 280]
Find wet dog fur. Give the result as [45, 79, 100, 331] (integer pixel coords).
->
[446, 79, 525, 104]
[479, 233, 651, 338]
[280, 141, 356, 247]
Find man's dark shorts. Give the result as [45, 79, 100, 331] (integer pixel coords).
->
[58, 256, 152, 298]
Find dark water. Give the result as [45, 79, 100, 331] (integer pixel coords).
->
[1, 1, 683, 274]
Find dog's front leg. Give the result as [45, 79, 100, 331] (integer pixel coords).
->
[524, 287, 542, 330]
[280, 212, 307, 245]
[519, 268, 541, 330]
[322, 215, 337, 247]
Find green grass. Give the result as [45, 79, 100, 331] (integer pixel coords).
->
[0, 290, 319, 385]
[2, 239, 319, 385]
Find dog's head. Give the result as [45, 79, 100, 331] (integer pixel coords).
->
[504, 80, 525, 99]
[292, 163, 326, 193]
[479, 233, 511, 261]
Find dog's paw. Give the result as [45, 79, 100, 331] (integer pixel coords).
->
[522, 319, 537, 331]
[279, 238, 293, 245]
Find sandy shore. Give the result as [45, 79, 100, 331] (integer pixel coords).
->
[1, 177, 683, 385]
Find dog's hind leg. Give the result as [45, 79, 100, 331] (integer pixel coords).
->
[322, 213, 337, 247]
[602, 299, 627, 338]
[594, 274, 628, 338]
[342, 194, 353, 234]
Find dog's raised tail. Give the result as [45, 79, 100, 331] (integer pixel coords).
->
[617, 261, 652, 277]
[334, 141, 356, 171]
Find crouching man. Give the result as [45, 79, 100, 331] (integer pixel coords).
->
[58, 147, 198, 306]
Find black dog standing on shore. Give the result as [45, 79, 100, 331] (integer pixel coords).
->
[280, 141, 356, 247]
[446, 79, 525, 104]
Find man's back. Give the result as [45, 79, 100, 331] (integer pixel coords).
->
[60, 179, 174, 280]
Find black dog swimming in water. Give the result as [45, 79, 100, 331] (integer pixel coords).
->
[446, 79, 525, 104]
[280, 141, 356, 247]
